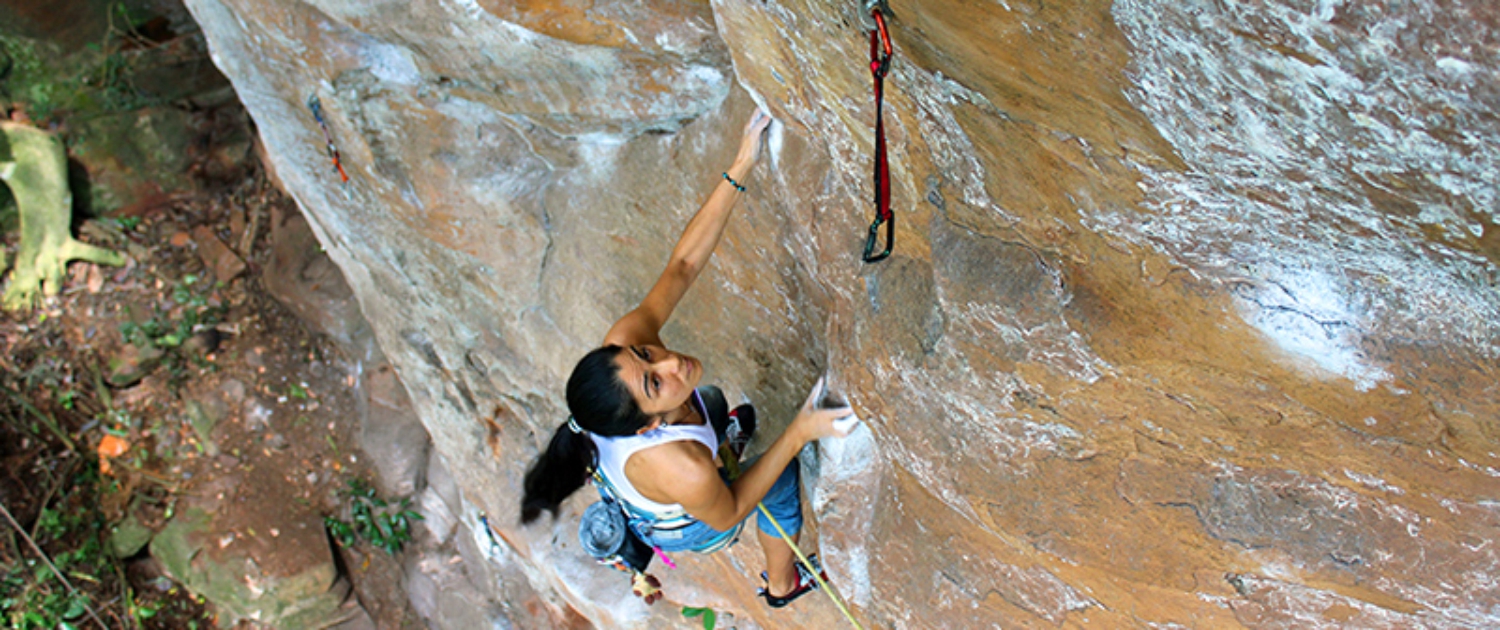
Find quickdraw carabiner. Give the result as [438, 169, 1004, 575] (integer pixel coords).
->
[861, 0, 895, 263]
[866, 0, 894, 68]
[307, 95, 350, 184]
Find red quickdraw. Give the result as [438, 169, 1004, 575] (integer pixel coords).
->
[861, 0, 895, 263]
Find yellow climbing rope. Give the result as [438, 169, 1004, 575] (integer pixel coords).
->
[722, 445, 865, 630]
[756, 503, 865, 630]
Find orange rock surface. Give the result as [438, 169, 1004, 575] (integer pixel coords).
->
[183, 0, 1500, 626]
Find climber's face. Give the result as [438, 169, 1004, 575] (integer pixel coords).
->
[614, 344, 702, 424]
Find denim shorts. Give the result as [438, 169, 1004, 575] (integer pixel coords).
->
[629, 458, 803, 554]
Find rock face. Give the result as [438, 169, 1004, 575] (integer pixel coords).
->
[182, 0, 1499, 627]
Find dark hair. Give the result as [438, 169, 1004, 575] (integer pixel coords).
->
[520, 345, 652, 524]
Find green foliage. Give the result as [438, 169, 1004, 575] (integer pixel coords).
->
[95, 216, 141, 233]
[0, 4, 168, 123]
[1, 468, 111, 630]
[117, 273, 225, 387]
[0, 36, 65, 120]
[325, 478, 423, 556]
[119, 274, 222, 350]
[681, 606, 718, 630]
[1, 243, 210, 630]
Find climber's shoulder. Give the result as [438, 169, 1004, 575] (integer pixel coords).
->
[625, 439, 718, 503]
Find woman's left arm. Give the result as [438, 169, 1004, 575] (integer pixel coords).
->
[604, 110, 772, 346]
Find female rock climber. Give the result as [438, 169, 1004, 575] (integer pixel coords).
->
[519, 108, 854, 608]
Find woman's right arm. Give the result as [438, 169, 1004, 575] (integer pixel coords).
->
[603, 110, 771, 348]
[663, 381, 852, 531]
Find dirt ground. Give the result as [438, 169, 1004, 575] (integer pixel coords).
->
[1, 145, 421, 628]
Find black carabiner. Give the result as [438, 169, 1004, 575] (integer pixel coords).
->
[863, 212, 893, 263]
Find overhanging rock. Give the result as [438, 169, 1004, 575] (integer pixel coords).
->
[184, 0, 1500, 627]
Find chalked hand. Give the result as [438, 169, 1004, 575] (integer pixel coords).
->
[793, 377, 857, 441]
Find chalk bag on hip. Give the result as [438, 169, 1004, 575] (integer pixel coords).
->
[579, 500, 653, 573]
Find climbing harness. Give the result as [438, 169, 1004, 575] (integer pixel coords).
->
[579, 391, 731, 607]
[861, 0, 895, 264]
[579, 466, 668, 604]
[306, 96, 350, 184]
[576, 390, 861, 626]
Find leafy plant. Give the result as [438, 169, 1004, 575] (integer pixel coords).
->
[0, 36, 65, 119]
[0, 0, 178, 124]
[119, 274, 222, 349]
[1, 469, 111, 630]
[102, 216, 142, 231]
[681, 606, 718, 630]
[116, 274, 225, 389]
[325, 478, 423, 555]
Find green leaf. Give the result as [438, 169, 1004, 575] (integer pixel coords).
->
[63, 594, 87, 619]
[680, 606, 716, 630]
[375, 515, 393, 539]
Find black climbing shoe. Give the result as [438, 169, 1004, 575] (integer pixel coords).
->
[725, 404, 756, 460]
[758, 553, 826, 609]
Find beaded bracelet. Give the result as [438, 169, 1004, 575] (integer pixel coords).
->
[722, 172, 746, 192]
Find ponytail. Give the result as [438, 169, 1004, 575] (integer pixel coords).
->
[519, 345, 651, 524]
[520, 422, 595, 524]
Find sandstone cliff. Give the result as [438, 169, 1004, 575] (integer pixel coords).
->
[183, 0, 1499, 627]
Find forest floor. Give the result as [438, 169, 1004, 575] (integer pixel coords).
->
[0, 146, 418, 628]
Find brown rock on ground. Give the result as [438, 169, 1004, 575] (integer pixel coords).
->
[190, 225, 247, 283]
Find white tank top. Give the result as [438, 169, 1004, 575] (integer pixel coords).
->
[590, 401, 719, 518]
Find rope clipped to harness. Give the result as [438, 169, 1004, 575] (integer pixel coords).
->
[861, 0, 895, 263]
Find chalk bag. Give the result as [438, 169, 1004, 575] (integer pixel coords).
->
[579, 501, 653, 573]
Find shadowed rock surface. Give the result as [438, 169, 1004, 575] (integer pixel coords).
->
[181, 0, 1499, 627]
